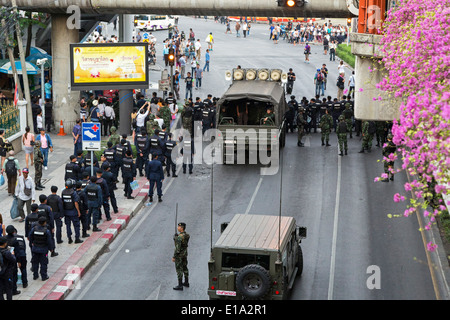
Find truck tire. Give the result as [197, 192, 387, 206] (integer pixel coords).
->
[296, 245, 304, 277]
[236, 264, 271, 299]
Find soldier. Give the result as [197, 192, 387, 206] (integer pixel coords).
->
[382, 133, 396, 182]
[359, 120, 375, 153]
[158, 102, 172, 131]
[75, 181, 90, 238]
[135, 129, 150, 177]
[296, 107, 307, 147]
[145, 113, 159, 137]
[121, 150, 137, 199]
[319, 108, 333, 146]
[342, 99, 354, 139]
[164, 133, 178, 177]
[61, 179, 83, 244]
[181, 100, 194, 137]
[375, 121, 387, 147]
[34, 140, 44, 191]
[262, 108, 275, 125]
[46, 186, 64, 244]
[108, 126, 121, 148]
[29, 216, 54, 281]
[84, 176, 103, 232]
[172, 222, 190, 290]
[336, 115, 348, 156]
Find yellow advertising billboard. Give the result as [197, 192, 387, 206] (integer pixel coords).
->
[70, 43, 148, 90]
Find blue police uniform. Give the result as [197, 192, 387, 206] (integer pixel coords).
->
[61, 187, 82, 242]
[121, 155, 136, 199]
[96, 174, 111, 221]
[46, 193, 64, 244]
[84, 180, 103, 231]
[145, 157, 164, 202]
[29, 222, 54, 280]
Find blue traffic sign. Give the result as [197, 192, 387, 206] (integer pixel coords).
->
[82, 122, 101, 150]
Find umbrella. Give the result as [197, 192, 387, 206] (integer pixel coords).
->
[26, 47, 52, 68]
[0, 60, 40, 75]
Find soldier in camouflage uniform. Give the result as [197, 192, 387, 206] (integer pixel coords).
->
[158, 103, 172, 130]
[382, 133, 396, 182]
[145, 113, 160, 137]
[296, 107, 307, 147]
[181, 101, 193, 137]
[342, 101, 354, 138]
[336, 115, 348, 156]
[359, 120, 374, 153]
[34, 140, 44, 190]
[319, 108, 333, 146]
[375, 121, 387, 147]
[172, 222, 190, 290]
[108, 126, 121, 148]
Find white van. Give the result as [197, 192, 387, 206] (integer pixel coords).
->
[134, 15, 177, 31]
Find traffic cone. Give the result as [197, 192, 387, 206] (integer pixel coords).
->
[57, 120, 66, 136]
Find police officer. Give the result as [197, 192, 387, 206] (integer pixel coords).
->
[0, 236, 16, 300]
[25, 203, 40, 241]
[75, 150, 85, 174]
[121, 150, 137, 199]
[84, 176, 103, 232]
[37, 194, 58, 257]
[146, 154, 164, 203]
[331, 98, 343, 132]
[181, 137, 195, 174]
[75, 181, 90, 237]
[64, 155, 81, 182]
[103, 141, 118, 177]
[135, 129, 150, 177]
[6, 225, 27, 291]
[96, 169, 111, 221]
[62, 179, 83, 243]
[29, 216, 54, 281]
[83, 151, 99, 169]
[149, 129, 164, 160]
[102, 164, 119, 214]
[285, 96, 298, 133]
[164, 133, 178, 177]
[46, 186, 64, 244]
[114, 139, 128, 178]
[193, 97, 204, 133]
[201, 102, 215, 135]
[308, 98, 319, 133]
[172, 222, 190, 290]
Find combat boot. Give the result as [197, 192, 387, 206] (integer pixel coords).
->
[158, 196, 162, 202]
[390, 174, 394, 181]
[339, 151, 343, 156]
[358, 148, 365, 153]
[326, 141, 331, 146]
[345, 150, 348, 155]
[173, 278, 184, 290]
[321, 140, 325, 146]
[183, 277, 190, 287]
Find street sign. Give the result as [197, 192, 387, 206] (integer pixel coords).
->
[158, 79, 171, 91]
[82, 122, 102, 151]
[143, 32, 149, 40]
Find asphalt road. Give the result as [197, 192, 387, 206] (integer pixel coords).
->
[67, 16, 438, 301]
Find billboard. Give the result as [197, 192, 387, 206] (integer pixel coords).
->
[70, 42, 148, 90]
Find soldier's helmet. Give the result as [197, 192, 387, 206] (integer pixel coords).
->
[65, 179, 74, 189]
[110, 126, 117, 133]
[298, 107, 305, 113]
[387, 133, 393, 140]
[338, 115, 345, 120]
[290, 95, 296, 100]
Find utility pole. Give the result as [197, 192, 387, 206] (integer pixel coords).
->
[12, 0, 33, 128]
[1, 18, 22, 100]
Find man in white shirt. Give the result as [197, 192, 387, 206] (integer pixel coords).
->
[136, 101, 150, 133]
[195, 39, 202, 61]
[15, 168, 35, 222]
[103, 100, 115, 136]
[348, 71, 355, 98]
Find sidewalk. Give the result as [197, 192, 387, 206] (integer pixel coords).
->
[0, 132, 151, 300]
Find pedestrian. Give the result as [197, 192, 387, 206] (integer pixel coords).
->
[242, 21, 248, 38]
[284, 97, 297, 133]
[235, 21, 241, 37]
[0, 129, 7, 169]
[61, 180, 83, 244]
[2, 151, 20, 196]
[181, 100, 194, 137]
[286, 68, 296, 94]
[44, 99, 53, 132]
[203, 49, 210, 72]
[0, 214, 5, 236]
[359, 120, 375, 153]
[121, 150, 136, 200]
[336, 73, 345, 101]
[185, 71, 193, 100]
[71, 119, 82, 156]
[46, 186, 64, 244]
[31, 97, 42, 134]
[296, 107, 307, 147]
[195, 39, 202, 61]
[35, 128, 53, 171]
[304, 43, 311, 63]
[146, 154, 164, 203]
[342, 101, 354, 139]
[194, 64, 203, 90]
[205, 32, 214, 50]
[64, 155, 82, 183]
[22, 126, 35, 168]
[28, 216, 54, 281]
[225, 19, 231, 34]
[0, 236, 16, 300]
[5, 225, 28, 290]
[172, 222, 190, 290]
[36, 110, 43, 132]
[382, 134, 396, 182]
[108, 126, 121, 148]
[348, 71, 355, 99]
[319, 108, 333, 146]
[84, 176, 103, 232]
[37, 194, 58, 257]
[336, 115, 348, 156]
[314, 69, 325, 97]
[329, 40, 337, 61]
[15, 168, 35, 223]
[321, 64, 329, 90]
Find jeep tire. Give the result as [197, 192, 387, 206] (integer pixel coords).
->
[296, 245, 304, 277]
[236, 264, 271, 299]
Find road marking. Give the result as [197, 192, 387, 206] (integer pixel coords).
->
[328, 149, 342, 300]
[244, 177, 263, 215]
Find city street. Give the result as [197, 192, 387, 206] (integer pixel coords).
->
[66, 16, 440, 300]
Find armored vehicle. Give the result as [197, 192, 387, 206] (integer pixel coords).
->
[207, 214, 307, 300]
[216, 68, 288, 164]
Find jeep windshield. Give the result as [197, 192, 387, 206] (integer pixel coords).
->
[222, 252, 270, 270]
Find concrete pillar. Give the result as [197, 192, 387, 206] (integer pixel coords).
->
[51, 14, 79, 133]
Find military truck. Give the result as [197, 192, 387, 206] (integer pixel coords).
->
[207, 214, 307, 300]
[216, 68, 288, 164]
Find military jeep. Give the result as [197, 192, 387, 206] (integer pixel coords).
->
[207, 214, 307, 300]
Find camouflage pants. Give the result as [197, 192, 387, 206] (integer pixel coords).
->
[346, 120, 353, 135]
[384, 161, 394, 175]
[362, 134, 373, 150]
[321, 130, 331, 143]
[35, 163, 42, 185]
[163, 117, 171, 130]
[337, 133, 347, 152]
[297, 125, 305, 142]
[175, 256, 189, 279]
[182, 120, 192, 137]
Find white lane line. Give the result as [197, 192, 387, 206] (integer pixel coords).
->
[328, 149, 342, 300]
[244, 177, 263, 215]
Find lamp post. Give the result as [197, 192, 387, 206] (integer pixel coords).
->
[36, 58, 48, 121]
